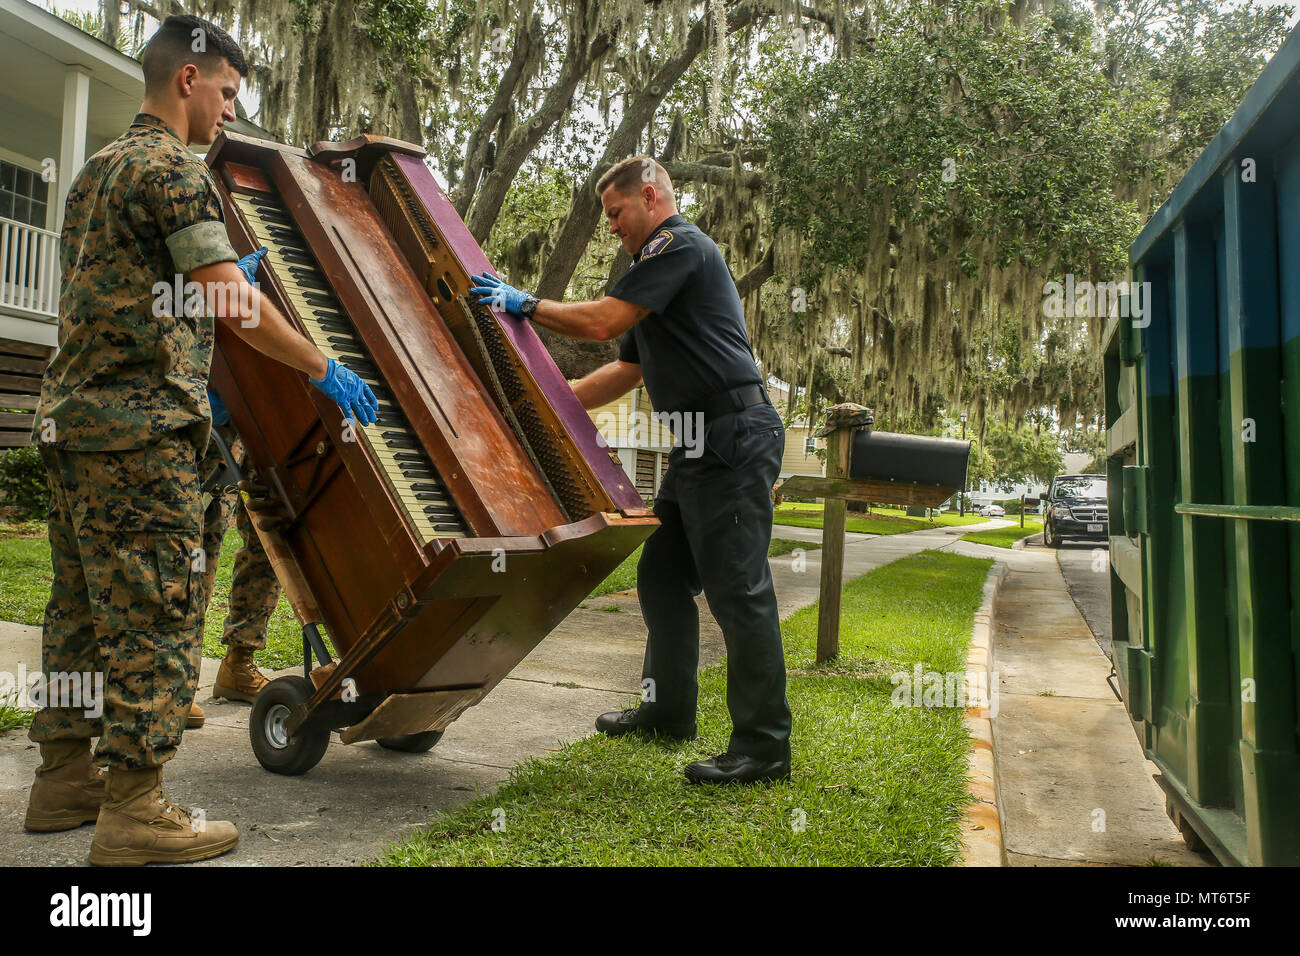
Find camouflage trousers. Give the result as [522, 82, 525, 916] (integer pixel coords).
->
[198, 424, 279, 650]
[29, 432, 204, 769]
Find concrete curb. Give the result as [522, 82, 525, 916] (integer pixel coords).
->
[959, 560, 1010, 866]
[1011, 525, 1041, 549]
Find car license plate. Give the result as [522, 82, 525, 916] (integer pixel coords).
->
[1088, 523, 1103, 533]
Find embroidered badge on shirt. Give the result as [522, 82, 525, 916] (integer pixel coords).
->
[641, 230, 674, 259]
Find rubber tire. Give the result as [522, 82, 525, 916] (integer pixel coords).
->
[250, 675, 330, 775]
[1044, 520, 1060, 548]
[376, 730, 443, 753]
[1166, 798, 1209, 853]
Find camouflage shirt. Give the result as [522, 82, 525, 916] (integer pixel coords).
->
[35, 113, 237, 450]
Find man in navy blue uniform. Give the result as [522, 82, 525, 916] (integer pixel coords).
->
[472, 156, 792, 785]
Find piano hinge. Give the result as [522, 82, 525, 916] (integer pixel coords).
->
[392, 583, 420, 618]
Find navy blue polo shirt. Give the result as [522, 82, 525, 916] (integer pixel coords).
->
[611, 214, 762, 414]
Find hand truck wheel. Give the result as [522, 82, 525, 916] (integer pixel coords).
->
[250, 675, 330, 775]
[376, 730, 444, 753]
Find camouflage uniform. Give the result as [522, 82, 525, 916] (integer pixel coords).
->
[198, 424, 280, 650]
[29, 112, 237, 769]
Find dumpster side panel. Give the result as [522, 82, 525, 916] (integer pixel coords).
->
[1111, 31, 1300, 862]
[1279, 136, 1300, 794]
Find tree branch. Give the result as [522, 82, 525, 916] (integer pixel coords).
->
[454, 9, 537, 217]
[662, 159, 762, 189]
[734, 243, 774, 298]
[466, 15, 618, 243]
[535, 0, 771, 300]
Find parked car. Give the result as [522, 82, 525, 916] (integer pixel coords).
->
[984, 504, 1005, 517]
[1040, 474, 1108, 547]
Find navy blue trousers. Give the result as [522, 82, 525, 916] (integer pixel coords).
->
[635, 402, 793, 762]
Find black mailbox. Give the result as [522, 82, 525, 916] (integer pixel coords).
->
[849, 430, 971, 492]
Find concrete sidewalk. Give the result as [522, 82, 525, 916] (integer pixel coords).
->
[0, 517, 1004, 866]
[971, 538, 1212, 866]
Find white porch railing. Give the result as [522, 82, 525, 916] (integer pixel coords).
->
[0, 216, 59, 319]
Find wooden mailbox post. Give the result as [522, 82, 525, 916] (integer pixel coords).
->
[778, 423, 969, 663]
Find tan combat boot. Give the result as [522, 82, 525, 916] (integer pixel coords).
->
[187, 701, 205, 728]
[213, 645, 269, 703]
[24, 739, 107, 832]
[88, 767, 238, 866]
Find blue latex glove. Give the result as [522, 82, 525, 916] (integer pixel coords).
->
[469, 272, 531, 318]
[208, 389, 231, 427]
[237, 247, 268, 284]
[309, 358, 378, 426]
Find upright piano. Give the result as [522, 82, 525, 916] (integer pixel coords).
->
[204, 131, 657, 773]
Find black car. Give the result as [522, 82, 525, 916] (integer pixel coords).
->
[1040, 474, 1108, 548]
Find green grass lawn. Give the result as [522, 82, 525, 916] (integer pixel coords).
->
[585, 537, 816, 600]
[376, 548, 993, 867]
[0, 527, 820, 669]
[773, 502, 987, 536]
[0, 523, 322, 671]
[959, 519, 1043, 549]
[0, 695, 34, 732]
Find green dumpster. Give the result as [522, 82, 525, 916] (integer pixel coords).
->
[1105, 25, 1300, 866]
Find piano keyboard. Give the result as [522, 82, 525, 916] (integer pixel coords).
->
[231, 192, 467, 542]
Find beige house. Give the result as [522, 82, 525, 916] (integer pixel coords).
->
[585, 385, 675, 501]
[583, 377, 825, 501]
[765, 380, 825, 479]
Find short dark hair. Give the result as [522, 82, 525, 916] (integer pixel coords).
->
[596, 155, 675, 203]
[142, 15, 248, 94]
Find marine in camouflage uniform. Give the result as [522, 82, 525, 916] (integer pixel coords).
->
[29, 112, 238, 771]
[197, 422, 281, 693]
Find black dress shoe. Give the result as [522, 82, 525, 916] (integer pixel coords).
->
[594, 708, 696, 741]
[684, 752, 791, 785]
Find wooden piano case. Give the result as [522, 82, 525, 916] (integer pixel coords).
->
[204, 132, 656, 772]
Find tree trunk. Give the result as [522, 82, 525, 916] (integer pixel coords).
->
[101, 0, 121, 48]
[454, 9, 538, 217]
[466, 24, 617, 244]
[534, 0, 767, 301]
[394, 66, 423, 146]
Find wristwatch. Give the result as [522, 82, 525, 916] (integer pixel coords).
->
[520, 295, 539, 318]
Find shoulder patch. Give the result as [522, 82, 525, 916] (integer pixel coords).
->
[640, 230, 674, 259]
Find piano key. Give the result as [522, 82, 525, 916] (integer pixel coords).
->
[233, 194, 467, 540]
[245, 211, 290, 228]
[287, 272, 331, 292]
[248, 207, 292, 225]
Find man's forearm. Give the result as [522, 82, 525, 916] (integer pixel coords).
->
[228, 289, 328, 379]
[572, 361, 642, 410]
[532, 297, 647, 342]
[197, 260, 328, 379]
[530, 298, 608, 340]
